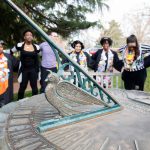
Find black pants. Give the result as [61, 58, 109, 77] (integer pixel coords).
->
[0, 94, 5, 107]
[18, 69, 38, 99]
[40, 66, 57, 93]
[122, 69, 147, 91]
[0, 91, 10, 107]
[144, 55, 150, 68]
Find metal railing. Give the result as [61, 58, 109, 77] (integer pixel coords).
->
[4, 0, 121, 109]
[64, 71, 123, 89]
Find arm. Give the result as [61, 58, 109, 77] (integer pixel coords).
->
[12, 55, 19, 72]
[84, 52, 90, 64]
[38, 43, 43, 56]
[144, 54, 150, 68]
[10, 42, 23, 54]
[113, 52, 124, 72]
[118, 45, 126, 54]
[91, 50, 99, 60]
[62, 52, 71, 64]
[62, 52, 71, 71]
[140, 44, 150, 55]
[10, 46, 17, 53]
[89, 50, 100, 70]
[5, 53, 19, 72]
[34, 44, 41, 53]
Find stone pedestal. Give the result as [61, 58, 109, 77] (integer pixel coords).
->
[0, 89, 150, 150]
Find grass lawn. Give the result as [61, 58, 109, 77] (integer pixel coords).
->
[144, 68, 150, 92]
[113, 68, 150, 91]
[13, 91, 32, 101]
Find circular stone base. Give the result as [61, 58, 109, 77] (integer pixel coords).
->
[0, 90, 150, 150]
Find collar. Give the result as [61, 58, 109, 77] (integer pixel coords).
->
[102, 49, 113, 56]
[102, 49, 111, 53]
[72, 50, 84, 55]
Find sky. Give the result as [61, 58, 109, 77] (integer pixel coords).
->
[87, 0, 150, 24]
[79, 0, 150, 47]
[101, 0, 150, 22]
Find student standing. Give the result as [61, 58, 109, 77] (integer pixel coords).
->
[0, 40, 17, 107]
[39, 32, 58, 93]
[91, 37, 122, 88]
[119, 35, 147, 91]
[11, 29, 40, 99]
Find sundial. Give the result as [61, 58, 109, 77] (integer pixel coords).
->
[0, 88, 150, 150]
[1, 1, 150, 149]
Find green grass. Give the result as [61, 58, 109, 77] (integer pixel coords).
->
[13, 91, 32, 101]
[112, 75, 124, 89]
[113, 68, 150, 92]
[144, 68, 150, 92]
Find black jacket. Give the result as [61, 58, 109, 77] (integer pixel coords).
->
[90, 49, 123, 72]
[1, 53, 18, 104]
[144, 54, 150, 68]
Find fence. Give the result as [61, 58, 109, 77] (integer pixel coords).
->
[64, 69, 150, 92]
[64, 71, 123, 89]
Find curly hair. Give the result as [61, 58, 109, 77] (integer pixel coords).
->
[71, 40, 84, 50]
[23, 29, 33, 37]
[100, 37, 113, 46]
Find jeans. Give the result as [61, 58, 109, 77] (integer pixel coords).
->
[40, 66, 57, 93]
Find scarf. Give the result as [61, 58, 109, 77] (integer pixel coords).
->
[124, 48, 135, 69]
[70, 50, 88, 71]
[97, 50, 114, 73]
[0, 53, 9, 95]
[123, 47, 144, 71]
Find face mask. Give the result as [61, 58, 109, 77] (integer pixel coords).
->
[128, 46, 136, 51]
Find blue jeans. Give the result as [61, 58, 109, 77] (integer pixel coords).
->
[40, 66, 57, 93]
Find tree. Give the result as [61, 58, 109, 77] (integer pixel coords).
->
[100, 20, 125, 47]
[0, 0, 108, 46]
[121, 6, 150, 44]
[129, 14, 150, 44]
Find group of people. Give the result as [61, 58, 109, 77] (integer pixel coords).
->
[66, 35, 150, 91]
[0, 30, 58, 107]
[0, 29, 150, 107]
[71, 35, 150, 91]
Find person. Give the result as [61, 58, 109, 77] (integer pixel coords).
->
[90, 37, 122, 88]
[11, 29, 40, 99]
[0, 40, 17, 107]
[119, 34, 147, 91]
[64, 40, 90, 87]
[39, 32, 58, 93]
[69, 40, 90, 71]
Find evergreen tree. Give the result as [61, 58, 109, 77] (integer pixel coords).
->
[0, 0, 108, 46]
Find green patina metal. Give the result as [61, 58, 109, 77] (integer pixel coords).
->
[4, 0, 122, 131]
[37, 104, 121, 133]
